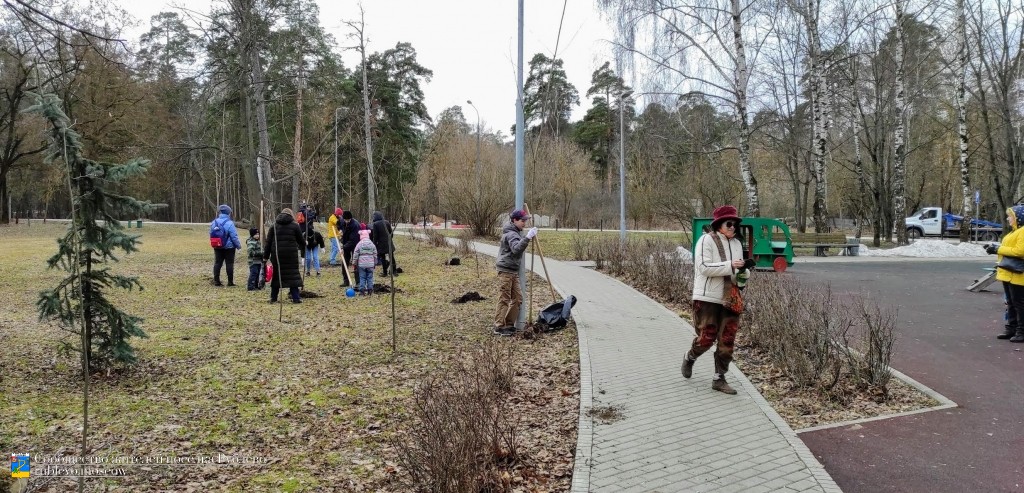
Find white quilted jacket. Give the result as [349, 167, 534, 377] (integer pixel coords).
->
[692, 231, 743, 305]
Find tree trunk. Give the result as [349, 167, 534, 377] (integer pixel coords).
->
[239, 90, 260, 221]
[955, 0, 972, 243]
[806, 0, 828, 232]
[231, 0, 275, 212]
[892, 0, 909, 245]
[291, 72, 304, 209]
[847, 55, 867, 239]
[252, 48, 274, 210]
[355, 9, 377, 214]
[732, 0, 759, 216]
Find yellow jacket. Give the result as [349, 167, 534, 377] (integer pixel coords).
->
[327, 214, 339, 239]
[995, 229, 1024, 285]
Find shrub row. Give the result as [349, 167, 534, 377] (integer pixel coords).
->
[576, 235, 896, 394]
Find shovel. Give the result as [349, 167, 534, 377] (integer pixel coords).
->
[523, 203, 556, 303]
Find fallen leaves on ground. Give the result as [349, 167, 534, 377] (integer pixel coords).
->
[0, 223, 578, 492]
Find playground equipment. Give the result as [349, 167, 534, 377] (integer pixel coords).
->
[691, 217, 795, 272]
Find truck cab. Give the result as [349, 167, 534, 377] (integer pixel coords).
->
[905, 206, 1002, 241]
[905, 207, 943, 237]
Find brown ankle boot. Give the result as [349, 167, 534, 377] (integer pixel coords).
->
[682, 357, 694, 379]
[712, 378, 737, 395]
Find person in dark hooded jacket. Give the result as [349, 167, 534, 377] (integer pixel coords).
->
[338, 210, 361, 287]
[263, 208, 305, 303]
[492, 209, 537, 336]
[370, 211, 396, 276]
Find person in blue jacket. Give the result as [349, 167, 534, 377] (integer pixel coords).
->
[210, 204, 242, 286]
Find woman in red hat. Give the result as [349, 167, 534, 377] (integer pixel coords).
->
[681, 205, 750, 395]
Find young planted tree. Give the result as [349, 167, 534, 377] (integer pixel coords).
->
[33, 92, 152, 369]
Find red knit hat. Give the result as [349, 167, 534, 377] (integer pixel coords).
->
[710, 205, 741, 229]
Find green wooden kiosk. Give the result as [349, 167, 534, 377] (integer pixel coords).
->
[691, 216, 795, 272]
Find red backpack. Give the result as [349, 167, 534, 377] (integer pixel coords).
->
[209, 218, 229, 248]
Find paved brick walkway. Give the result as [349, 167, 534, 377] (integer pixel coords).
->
[466, 238, 842, 493]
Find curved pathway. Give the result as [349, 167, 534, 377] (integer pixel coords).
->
[464, 238, 841, 493]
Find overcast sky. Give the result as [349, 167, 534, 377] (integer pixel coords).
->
[120, 0, 615, 136]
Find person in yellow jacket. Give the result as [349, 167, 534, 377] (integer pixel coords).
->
[327, 207, 342, 266]
[987, 205, 1024, 342]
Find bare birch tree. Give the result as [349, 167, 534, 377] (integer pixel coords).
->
[893, 0, 910, 245]
[955, 0, 972, 242]
[345, 4, 377, 214]
[291, 70, 304, 208]
[968, 0, 1024, 218]
[596, 0, 767, 216]
[786, 0, 831, 231]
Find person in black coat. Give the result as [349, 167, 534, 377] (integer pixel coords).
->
[338, 210, 361, 287]
[263, 208, 305, 303]
[370, 210, 397, 276]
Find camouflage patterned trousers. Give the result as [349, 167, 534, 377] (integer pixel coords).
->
[688, 300, 741, 375]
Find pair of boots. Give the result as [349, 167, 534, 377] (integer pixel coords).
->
[681, 353, 737, 395]
[997, 325, 1024, 342]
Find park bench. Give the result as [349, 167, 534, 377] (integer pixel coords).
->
[789, 232, 853, 257]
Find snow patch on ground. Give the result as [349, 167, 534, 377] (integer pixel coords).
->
[675, 238, 988, 260]
[857, 239, 989, 257]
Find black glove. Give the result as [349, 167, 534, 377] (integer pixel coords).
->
[743, 258, 757, 270]
[986, 244, 998, 255]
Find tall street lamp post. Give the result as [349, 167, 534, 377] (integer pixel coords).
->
[619, 90, 631, 244]
[466, 100, 481, 198]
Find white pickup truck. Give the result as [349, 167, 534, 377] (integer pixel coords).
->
[904, 207, 1002, 242]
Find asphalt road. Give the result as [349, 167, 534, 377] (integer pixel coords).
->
[790, 258, 1024, 493]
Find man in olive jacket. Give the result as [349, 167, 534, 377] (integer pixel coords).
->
[263, 208, 305, 303]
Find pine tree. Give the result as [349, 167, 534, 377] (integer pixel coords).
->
[31, 93, 152, 369]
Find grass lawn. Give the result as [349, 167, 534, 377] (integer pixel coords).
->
[1, 222, 578, 492]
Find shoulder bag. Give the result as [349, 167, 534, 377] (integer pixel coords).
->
[998, 255, 1024, 273]
[709, 233, 745, 314]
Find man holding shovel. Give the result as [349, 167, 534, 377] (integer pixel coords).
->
[338, 210, 360, 287]
[493, 209, 536, 336]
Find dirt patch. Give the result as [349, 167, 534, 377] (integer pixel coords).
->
[451, 291, 486, 303]
[588, 405, 625, 424]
